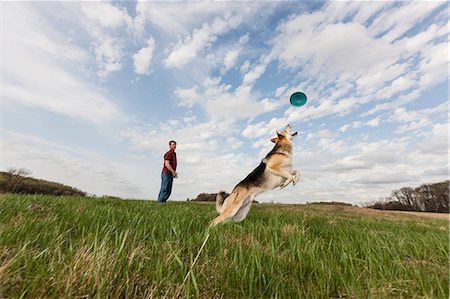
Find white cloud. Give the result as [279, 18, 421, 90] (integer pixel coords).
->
[356, 63, 409, 95]
[165, 15, 242, 69]
[242, 56, 271, 86]
[367, 117, 381, 127]
[273, 17, 399, 75]
[81, 2, 132, 29]
[418, 42, 448, 90]
[134, 2, 229, 37]
[226, 137, 243, 150]
[355, 172, 414, 185]
[416, 123, 449, 156]
[220, 33, 249, 73]
[368, 2, 444, 43]
[78, 2, 135, 79]
[3, 2, 121, 124]
[323, 157, 374, 172]
[339, 124, 351, 133]
[222, 48, 241, 72]
[91, 33, 124, 79]
[174, 86, 203, 108]
[4, 130, 143, 197]
[400, 22, 447, 53]
[4, 2, 448, 206]
[377, 74, 417, 100]
[133, 37, 156, 75]
[388, 103, 448, 134]
[364, 90, 421, 116]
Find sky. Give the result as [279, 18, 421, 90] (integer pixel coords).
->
[2, 1, 448, 205]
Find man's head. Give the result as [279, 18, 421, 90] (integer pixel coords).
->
[169, 140, 177, 150]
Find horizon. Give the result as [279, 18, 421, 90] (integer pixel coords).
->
[3, 1, 448, 205]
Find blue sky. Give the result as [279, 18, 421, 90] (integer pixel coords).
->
[2, 1, 448, 205]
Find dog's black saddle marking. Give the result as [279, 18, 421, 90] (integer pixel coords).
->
[236, 162, 267, 188]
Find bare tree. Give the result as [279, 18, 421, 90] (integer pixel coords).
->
[375, 181, 449, 212]
[4, 168, 31, 193]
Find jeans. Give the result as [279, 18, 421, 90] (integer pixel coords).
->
[158, 172, 173, 203]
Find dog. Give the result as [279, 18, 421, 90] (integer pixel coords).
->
[210, 124, 300, 226]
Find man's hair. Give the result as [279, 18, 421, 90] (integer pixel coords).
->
[169, 140, 177, 145]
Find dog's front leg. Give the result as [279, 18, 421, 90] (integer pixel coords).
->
[267, 166, 295, 189]
[292, 170, 300, 185]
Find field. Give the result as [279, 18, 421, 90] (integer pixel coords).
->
[0, 194, 448, 298]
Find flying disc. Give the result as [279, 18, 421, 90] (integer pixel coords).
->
[290, 92, 307, 107]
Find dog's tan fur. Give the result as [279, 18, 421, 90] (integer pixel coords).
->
[211, 124, 299, 226]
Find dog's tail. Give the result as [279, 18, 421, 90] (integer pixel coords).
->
[216, 191, 228, 214]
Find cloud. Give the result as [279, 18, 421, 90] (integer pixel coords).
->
[78, 2, 135, 79]
[222, 48, 241, 72]
[134, 2, 229, 37]
[3, 2, 121, 124]
[241, 119, 286, 140]
[368, 1, 444, 43]
[418, 42, 448, 90]
[174, 86, 203, 108]
[165, 15, 242, 69]
[355, 172, 414, 185]
[4, 2, 448, 205]
[81, 2, 132, 29]
[91, 33, 124, 79]
[388, 103, 448, 134]
[323, 157, 374, 172]
[173, 76, 270, 123]
[364, 90, 422, 116]
[242, 57, 271, 86]
[416, 123, 449, 156]
[367, 117, 381, 127]
[133, 37, 156, 75]
[3, 130, 143, 197]
[261, 1, 446, 126]
[272, 17, 399, 75]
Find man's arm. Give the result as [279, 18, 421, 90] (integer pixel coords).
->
[164, 160, 178, 177]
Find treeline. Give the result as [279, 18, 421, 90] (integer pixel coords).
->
[0, 168, 86, 196]
[187, 192, 230, 202]
[369, 180, 449, 213]
[187, 192, 260, 203]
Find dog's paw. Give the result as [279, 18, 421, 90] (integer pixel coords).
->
[292, 170, 300, 185]
[280, 178, 291, 189]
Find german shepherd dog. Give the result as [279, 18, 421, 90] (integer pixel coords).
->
[211, 124, 299, 226]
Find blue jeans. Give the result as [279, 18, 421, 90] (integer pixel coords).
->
[158, 172, 173, 202]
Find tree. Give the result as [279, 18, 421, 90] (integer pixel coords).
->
[4, 168, 31, 193]
[370, 180, 449, 213]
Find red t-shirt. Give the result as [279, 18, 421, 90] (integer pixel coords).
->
[162, 149, 177, 173]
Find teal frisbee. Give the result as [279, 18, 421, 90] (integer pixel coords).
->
[290, 92, 307, 107]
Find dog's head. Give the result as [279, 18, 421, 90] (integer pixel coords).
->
[271, 124, 298, 143]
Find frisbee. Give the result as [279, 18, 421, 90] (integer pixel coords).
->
[290, 92, 307, 107]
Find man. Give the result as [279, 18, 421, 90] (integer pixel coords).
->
[157, 140, 178, 203]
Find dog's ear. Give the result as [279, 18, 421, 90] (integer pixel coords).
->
[271, 137, 278, 143]
[277, 132, 285, 139]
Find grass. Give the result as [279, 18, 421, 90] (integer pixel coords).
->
[0, 194, 448, 298]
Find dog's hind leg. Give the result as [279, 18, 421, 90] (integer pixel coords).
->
[210, 206, 238, 226]
[215, 191, 228, 214]
[232, 194, 254, 222]
[210, 189, 247, 226]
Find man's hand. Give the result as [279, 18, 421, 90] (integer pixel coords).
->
[165, 160, 177, 178]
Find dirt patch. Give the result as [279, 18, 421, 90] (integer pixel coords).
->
[258, 203, 449, 221]
[388, 210, 449, 220]
[342, 207, 450, 220]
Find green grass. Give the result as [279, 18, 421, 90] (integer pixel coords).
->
[0, 194, 448, 298]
